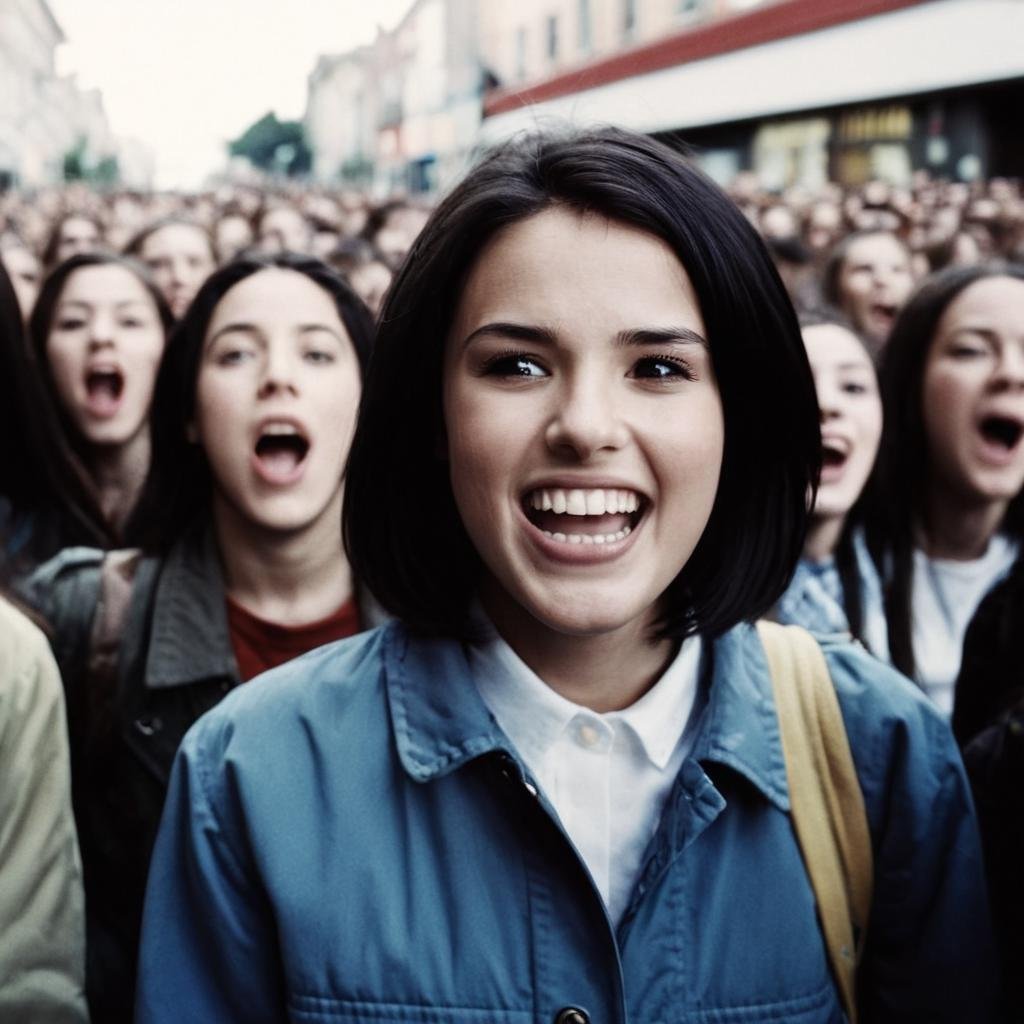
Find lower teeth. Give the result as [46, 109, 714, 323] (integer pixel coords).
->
[542, 526, 632, 545]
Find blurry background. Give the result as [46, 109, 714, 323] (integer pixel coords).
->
[1, 0, 1021, 195]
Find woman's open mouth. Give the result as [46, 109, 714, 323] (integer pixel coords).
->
[522, 487, 645, 546]
[83, 367, 125, 418]
[977, 414, 1024, 464]
[868, 302, 898, 334]
[252, 422, 311, 485]
[820, 440, 850, 484]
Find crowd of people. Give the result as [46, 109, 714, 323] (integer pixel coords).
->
[1, 128, 1023, 1023]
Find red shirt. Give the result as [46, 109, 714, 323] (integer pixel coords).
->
[226, 596, 361, 682]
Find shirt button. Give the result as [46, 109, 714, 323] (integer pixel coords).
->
[554, 1008, 590, 1024]
[577, 722, 600, 748]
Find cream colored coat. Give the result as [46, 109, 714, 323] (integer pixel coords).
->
[0, 596, 88, 1023]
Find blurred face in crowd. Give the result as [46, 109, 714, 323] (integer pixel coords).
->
[372, 226, 409, 270]
[311, 228, 340, 260]
[213, 214, 254, 264]
[139, 223, 216, 319]
[191, 268, 361, 537]
[804, 202, 842, 255]
[347, 259, 391, 318]
[55, 216, 102, 263]
[257, 206, 311, 254]
[1, 243, 41, 321]
[803, 323, 881, 523]
[837, 232, 914, 349]
[760, 205, 798, 242]
[443, 208, 724, 644]
[922, 276, 1024, 510]
[45, 264, 165, 451]
[950, 231, 982, 267]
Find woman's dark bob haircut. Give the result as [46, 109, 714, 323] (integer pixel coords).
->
[344, 126, 820, 640]
[135, 252, 374, 550]
[866, 261, 1024, 676]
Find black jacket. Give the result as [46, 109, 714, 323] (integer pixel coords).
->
[26, 526, 243, 1023]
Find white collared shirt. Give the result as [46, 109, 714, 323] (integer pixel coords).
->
[470, 627, 703, 925]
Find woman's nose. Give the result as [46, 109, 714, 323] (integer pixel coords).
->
[545, 377, 628, 459]
[993, 343, 1024, 391]
[257, 347, 299, 398]
[87, 315, 115, 348]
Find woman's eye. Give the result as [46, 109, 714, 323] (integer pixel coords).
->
[120, 317, 144, 328]
[304, 349, 336, 364]
[216, 348, 252, 366]
[841, 382, 868, 395]
[55, 317, 85, 330]
[949, 344, 987, 360]
[631, 356, 694, 380]
[482, 353, 548, 378]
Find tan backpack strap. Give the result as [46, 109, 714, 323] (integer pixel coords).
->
[757, 621, 873, 1024]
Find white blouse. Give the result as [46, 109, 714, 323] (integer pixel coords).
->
[470, 624, 703, 925]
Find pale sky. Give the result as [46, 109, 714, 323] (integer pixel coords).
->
[48, 0, 415, 189]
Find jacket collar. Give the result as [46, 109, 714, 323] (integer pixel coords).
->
[691, 622, 790, 811]
[386, 620, 790, 811]
[385, 624, 511, 780]
[144, 524, 238, 690]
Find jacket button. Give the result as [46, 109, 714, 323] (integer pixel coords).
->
[554, 1008, 589, 1024]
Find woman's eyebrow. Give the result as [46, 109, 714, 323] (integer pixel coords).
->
[297, 323, 344, 338]
[948, 325, 999, 338]
[207, 322, 261, 346]
[460, 321, 557, 349]
[615, 326, 709, 349]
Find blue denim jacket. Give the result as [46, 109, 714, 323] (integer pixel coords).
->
[137, 621, 997, 1023]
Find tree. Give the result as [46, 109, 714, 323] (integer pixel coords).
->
[228, 112, 312, 177]
[62, 137, 87, 181]
[61, 136, 120, 185]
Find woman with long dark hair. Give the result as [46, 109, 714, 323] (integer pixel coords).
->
[777, 311, 887, 655]
[137, 129, 995, 1023]
[0, 261, 108, 576]
[864, 263, 1024, 724]
[27, 252, 374, 1022]
[29, 252, 174, 546]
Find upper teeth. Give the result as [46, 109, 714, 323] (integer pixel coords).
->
[528, 488, 641, 516]
[262, 423, 300, 437]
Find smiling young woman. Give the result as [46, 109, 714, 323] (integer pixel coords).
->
[136, 130, 996, 1023]
[24, 253, 375, 1022]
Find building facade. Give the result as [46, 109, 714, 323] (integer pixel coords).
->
[0, 0, 120, 188]
[305, 0, 481, 196]
[479, 0, 1024, 188]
